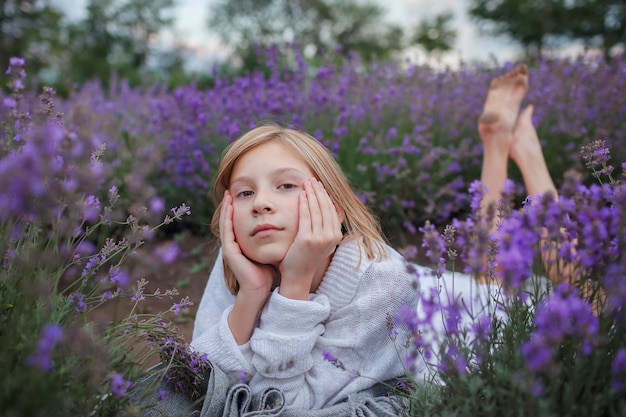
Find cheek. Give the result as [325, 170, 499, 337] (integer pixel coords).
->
[230, 206, 246, 241]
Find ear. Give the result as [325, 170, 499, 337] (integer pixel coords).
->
[336, 205, 346, 225]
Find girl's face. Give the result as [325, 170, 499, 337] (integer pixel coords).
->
[228, 141, 316, 266]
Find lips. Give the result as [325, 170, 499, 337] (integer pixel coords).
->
[251, 224, 281, 236]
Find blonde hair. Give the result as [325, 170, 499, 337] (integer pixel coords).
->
[211, 123, 387, 295]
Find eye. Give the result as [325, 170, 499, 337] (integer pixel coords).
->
[278, 183, 297, 190]
[236, 190, 254, 198]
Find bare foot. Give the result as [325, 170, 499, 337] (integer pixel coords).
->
[478, 64, 529, 153]
[511, 104, 557, 198]
[510, 105, 542, 165]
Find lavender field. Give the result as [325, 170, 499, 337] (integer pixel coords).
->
[2, 51, 626, 416]
[4, 51, 626, 238]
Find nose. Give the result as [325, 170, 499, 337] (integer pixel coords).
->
[252, 189, 274, 215]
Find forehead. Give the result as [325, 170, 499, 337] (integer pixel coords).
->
[230, 141, 314, 179]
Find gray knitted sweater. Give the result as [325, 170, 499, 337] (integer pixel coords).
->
[190, 239, 417, 410]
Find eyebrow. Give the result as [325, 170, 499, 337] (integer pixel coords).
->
[230, 167, 309, 186]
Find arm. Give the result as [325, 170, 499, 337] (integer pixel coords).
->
[247, 244, 417, 409]
[191, 249, 257, 374]
[279, 179, 343, 299]
[219, 190, 276, 344]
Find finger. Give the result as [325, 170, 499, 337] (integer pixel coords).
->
[220, 191, 237, 247]
[313, 180, 340, 233]
[298, 188, 311, 236]
[218, 191, 228, 238]
[305, 179, 322, 233]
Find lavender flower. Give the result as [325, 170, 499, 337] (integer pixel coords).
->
[580, 139, 614, 179]
[68, 292, 87, 313]
[82, 195, 101, 221]
[520, 334, 553, 373]
[396, 305, 419, 334]
[110, 372, 132, 397]
[419, 221, 446, 277]
[495, 216, 538, 289]
[148, 321, 209, 400]
[131, 278, 148, 302]
[604, 263, 626, 323]
[26, 324, 64, 373]
[154, 241, 179, 264]
[171, 296, 192, 315]
[521, 283, 599, 374]
[108, 266, 130, 288]
[612, 349, 626, 392]
[439, 344, 468, 376]
[321, 349, 351, 373]
[468, 180, 487, 212]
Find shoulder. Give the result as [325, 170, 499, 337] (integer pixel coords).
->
[361, 245, 418, 298]
[317, 240, 417, 312]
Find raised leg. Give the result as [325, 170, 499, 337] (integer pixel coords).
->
[510, 105, 557, 199]
[477, 64, 529, 220]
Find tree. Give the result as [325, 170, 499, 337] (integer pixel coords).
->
[65, 0, 176, 86]
[468, 0, 569, 57]
[566, 0, 625, 58]
[0, 0, 66, 80]
[114, 0, 176, 68]
[468, 0, 626, 59]
[66, 0, 118, 85]
[412, 11, 457, 55]
[207, 0, 404, 65]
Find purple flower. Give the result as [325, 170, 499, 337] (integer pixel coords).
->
[396, 304, 419, 333]
[26, 324, 64, 373]
[321, 349, 336, 363]
[74, 241, 97, 259]
[68, 292, 87, 313]
[235, 370, 248, 384]
[110, 372, 132, 397]
[468, 180, 486, 213]
[580, 139, 614, 178]
[9, 56, 25, 68]
[154, 241, 179, 264]
[612, 348, 626, 392]
[439, 344, 468, 375]
[108, 266, 130, 288]
[2, 249, 15, 269]
[470, 314, 492, 346]
[81, 253, 104, 278]
[520, 334, 553, 373]
[171, 297, 191, 315]
[3, 97, 16, 109]
[495, 216, 537, 288]
[149, 197, 165, 214]
[604, 263, 626, 322]
[522, 283, 599, 374]
[82, 195, 101, 221]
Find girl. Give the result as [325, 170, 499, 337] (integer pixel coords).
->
[191, 125, 418, 410]
[189, 63, 564, 412]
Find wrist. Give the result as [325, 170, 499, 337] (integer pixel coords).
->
[237, 287, 272, 304]
[228, 290, 270, 344]
[278, 275, 313, 300]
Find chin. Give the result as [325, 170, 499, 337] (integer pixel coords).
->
[242, 246, 287, 267]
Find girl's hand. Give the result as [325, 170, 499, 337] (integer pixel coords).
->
[220, 190, 276, 295]
[278, 179, 343, 299]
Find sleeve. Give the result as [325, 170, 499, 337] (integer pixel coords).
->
[245, 258, 418, 409]
[190, 248, 255, 375]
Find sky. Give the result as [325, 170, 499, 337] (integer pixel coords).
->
[55, 0, 547, 71]
[166, 0, 522, 70]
